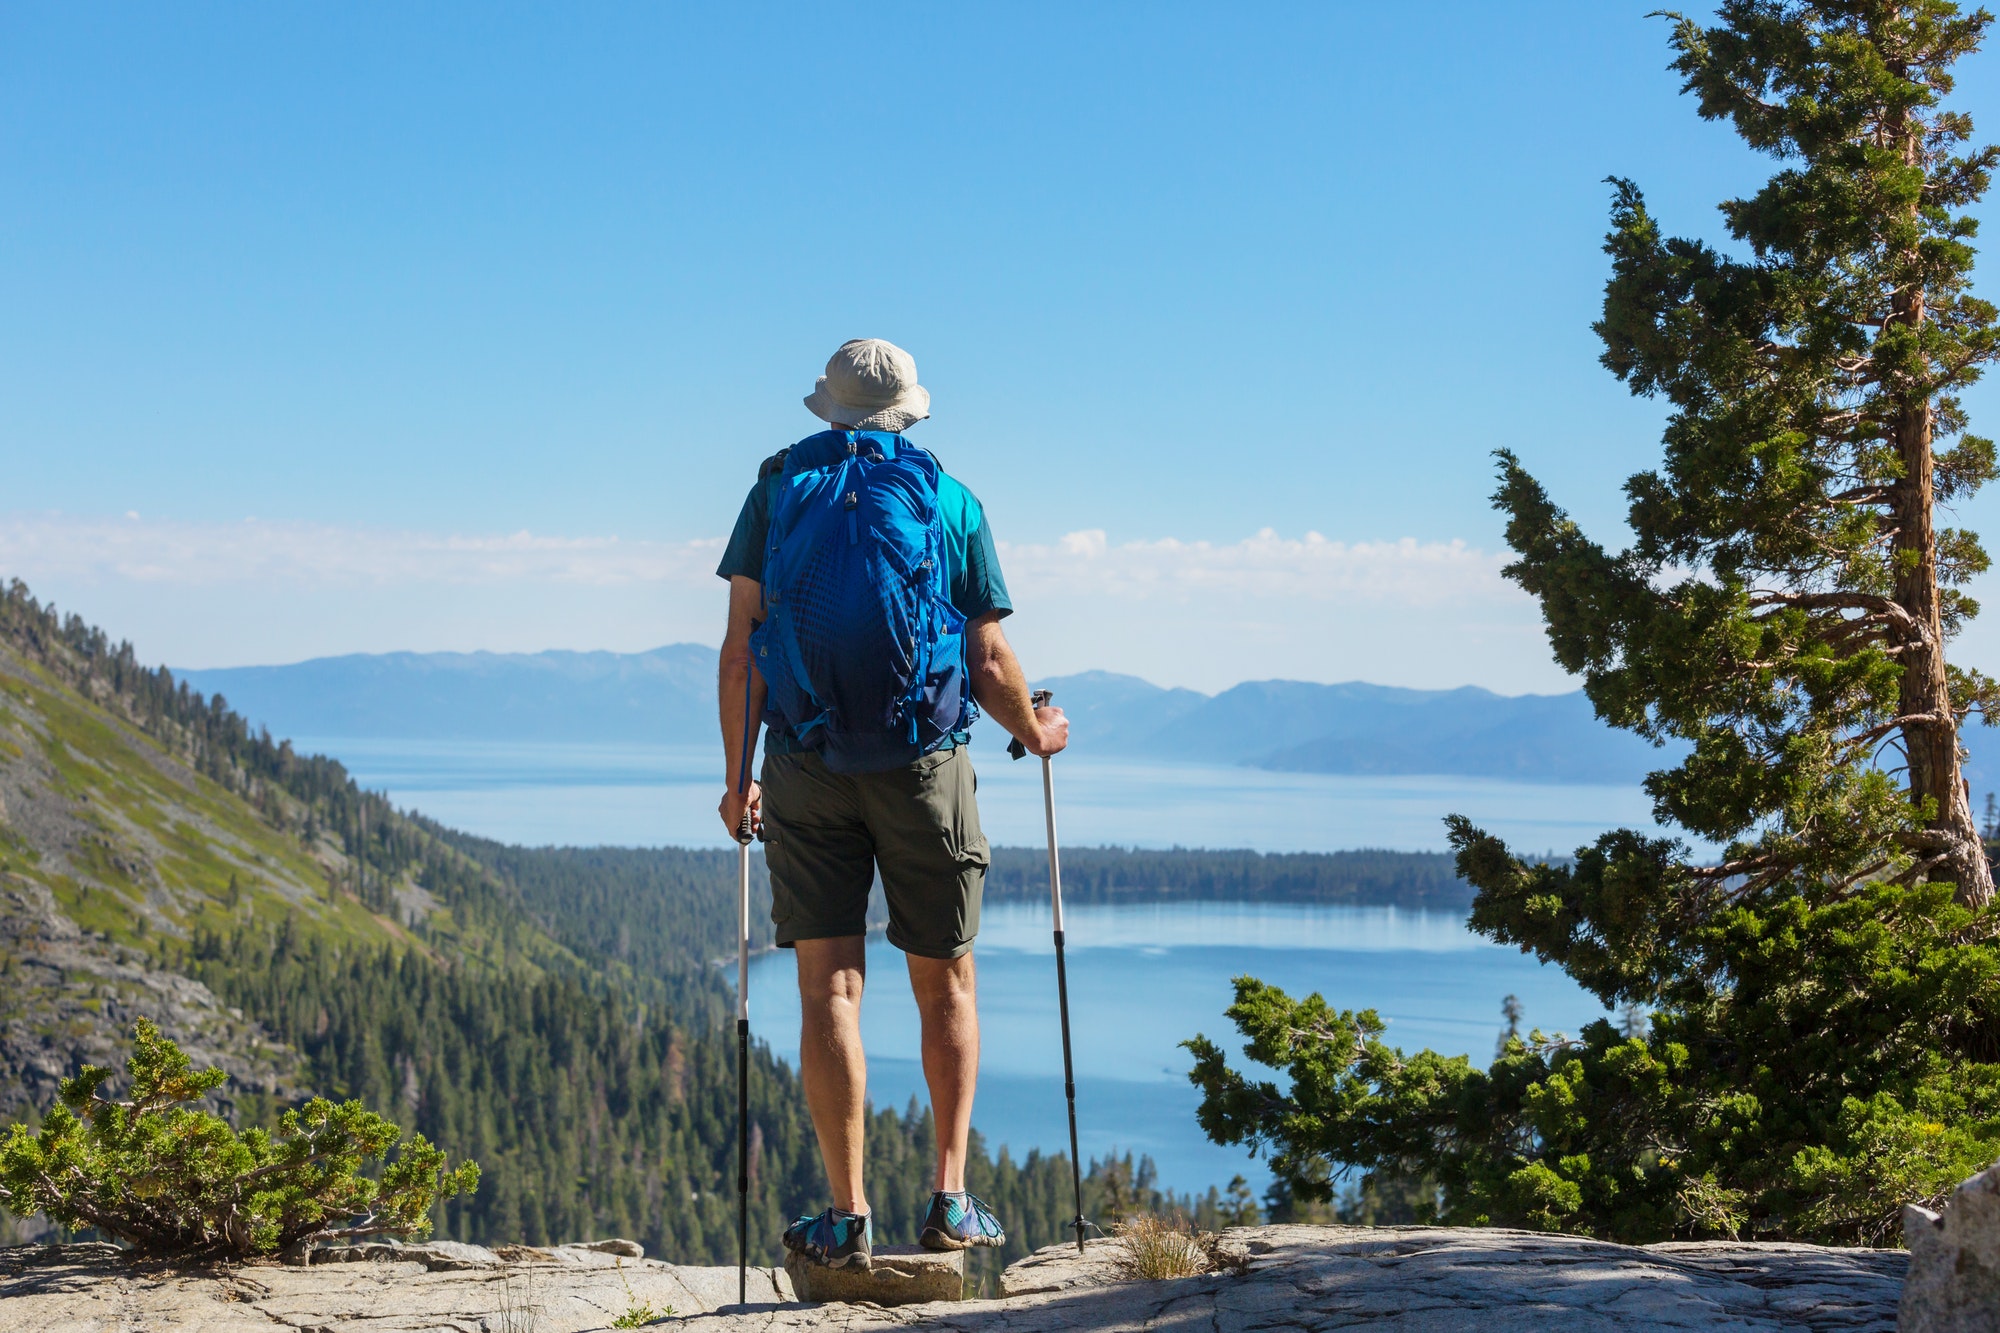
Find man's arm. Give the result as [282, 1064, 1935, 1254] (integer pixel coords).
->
[718, 574, 768, 838]
[967, 611, 1068, 758]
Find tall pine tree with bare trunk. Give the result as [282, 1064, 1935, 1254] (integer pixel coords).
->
[1574, 0, 2000, 906]
[1189, 2, 2000, 1244]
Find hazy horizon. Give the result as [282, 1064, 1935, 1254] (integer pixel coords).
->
[170, 640, 1589, 702]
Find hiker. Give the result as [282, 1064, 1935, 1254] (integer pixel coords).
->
[715, 338, 1070, 1271]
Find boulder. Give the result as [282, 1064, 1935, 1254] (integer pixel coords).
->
[412, 1240, 501, 1270]
[1902, 1159, 2000, 1331]
[783, 1244, 964, 1305]
[571, 1237, 645, 1259]
[308, 1239, 499, 1270]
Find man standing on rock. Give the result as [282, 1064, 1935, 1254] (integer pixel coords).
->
[715, 338, 1070, 1271]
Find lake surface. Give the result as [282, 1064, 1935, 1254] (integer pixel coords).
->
[297, 735, 1638, 1198]
[747, 900, 1610, 1198]
[298, 736, 1666, 854]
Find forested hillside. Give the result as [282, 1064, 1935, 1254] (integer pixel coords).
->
[984, 845, 1468, 908]
[0, 580, 1222, 1280]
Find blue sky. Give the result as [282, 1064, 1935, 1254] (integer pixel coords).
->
[9, 2, 2000, 693]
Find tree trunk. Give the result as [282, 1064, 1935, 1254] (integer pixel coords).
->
[1885, 101, 1995, 910]
[1891, 341, 1995, 909]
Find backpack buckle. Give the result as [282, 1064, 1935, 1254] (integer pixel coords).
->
[844, 492, 859, 509]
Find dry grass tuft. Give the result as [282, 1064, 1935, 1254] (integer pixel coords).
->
[493, 1268, 541, 1333]
[1113, 1212, 1215, 1280]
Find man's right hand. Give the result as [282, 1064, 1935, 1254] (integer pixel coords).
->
[719, 781, 762, 842]
[1023, 705, 1069, 758]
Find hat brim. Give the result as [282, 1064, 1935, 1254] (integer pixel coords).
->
[804, 380, 931, 432]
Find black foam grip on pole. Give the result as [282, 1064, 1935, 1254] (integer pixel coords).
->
[1008, 688, 1054, 761]
[737, 1017, 749, 1305]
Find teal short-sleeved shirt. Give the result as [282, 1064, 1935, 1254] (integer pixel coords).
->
[716, 439, 1012, 752]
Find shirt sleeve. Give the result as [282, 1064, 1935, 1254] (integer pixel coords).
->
[954, 501, 1013, 620]
[715, 479, 771, 582]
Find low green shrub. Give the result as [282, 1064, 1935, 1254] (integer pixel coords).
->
[0, 1019, 477, 1257]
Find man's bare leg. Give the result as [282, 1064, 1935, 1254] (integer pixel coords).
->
[796, 936, 870, 1214]
[907, 951, 979, 1193]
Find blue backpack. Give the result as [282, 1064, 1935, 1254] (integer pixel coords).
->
[750, 430, 978, 774]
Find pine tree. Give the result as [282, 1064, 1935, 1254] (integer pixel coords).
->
[1560, 0, 2000, 906]
[1189, 1, 2000, 1245]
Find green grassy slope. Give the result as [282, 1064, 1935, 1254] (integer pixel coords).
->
[1, 646, 401, 952]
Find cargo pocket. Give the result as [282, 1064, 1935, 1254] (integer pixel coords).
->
[947, 750, 990, 871]
[909, 748, 987, 868]
[875, 747, 989, 957]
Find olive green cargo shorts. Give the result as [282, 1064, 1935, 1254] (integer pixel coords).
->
[761, 746, 991, 960]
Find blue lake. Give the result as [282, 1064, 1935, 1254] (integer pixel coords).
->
[302, 736, 1639, 1198]
[747, 900, 1609, 1199]
[298, 736, 1666, 854]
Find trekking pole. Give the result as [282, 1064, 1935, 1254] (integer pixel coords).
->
[734, 671, 756, 1306]
[1008, 689, 1088, 1253]
[735, 808, 751, 1304]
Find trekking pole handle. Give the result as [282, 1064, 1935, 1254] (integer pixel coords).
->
[1007, 689, 1054, 761]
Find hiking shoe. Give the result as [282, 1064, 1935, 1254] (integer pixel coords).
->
[919, 1191, 1007, 1250]
[782, 1207, 872, 1269]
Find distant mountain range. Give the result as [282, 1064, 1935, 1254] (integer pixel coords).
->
[179, 646, 1692, 785]
[178, 645, 720, 744]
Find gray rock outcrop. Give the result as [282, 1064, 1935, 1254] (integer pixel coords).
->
[729, 1226, 1904, 1332]
[0, 1238, 791, 1331]
[1902, 1159, 2000, 1331]
[0, 1223, 1907, 1332]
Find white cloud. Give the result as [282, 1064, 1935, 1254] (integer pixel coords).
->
[1, 514, 1516, 605]
[999, 529, 1515, 604]
[0, 511, 1567, 692]
[0, 512, 724, 588]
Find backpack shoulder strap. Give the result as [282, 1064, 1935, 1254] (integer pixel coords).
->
[757, 447, 790, 481]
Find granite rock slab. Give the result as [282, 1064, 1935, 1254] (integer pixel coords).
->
[0, 1224, 1906, 1332]
[694, 1225, 1908, 1332]
[0, 1239, 792, 1332]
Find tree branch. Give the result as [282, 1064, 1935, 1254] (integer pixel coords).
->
[1849, 712, 1956, 745]
[1689, 854, 1787, 881]
[1748, 591, 1927, 640]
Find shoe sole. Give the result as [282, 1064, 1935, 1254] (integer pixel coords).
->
[784, 1245, 872, 1271]
[920, 1227, 1003, 1252]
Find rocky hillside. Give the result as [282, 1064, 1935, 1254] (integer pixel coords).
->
[0, 581, 1175, 1275]
[0, 581, 578, 1129]
[1, 617, 344, 1123]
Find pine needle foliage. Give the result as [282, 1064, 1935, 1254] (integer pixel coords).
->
[0, 1020, 478, 1257]
[1189, 1, 2000, 1245]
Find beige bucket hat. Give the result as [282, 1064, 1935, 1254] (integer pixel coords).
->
[804, 338, 931, 431]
